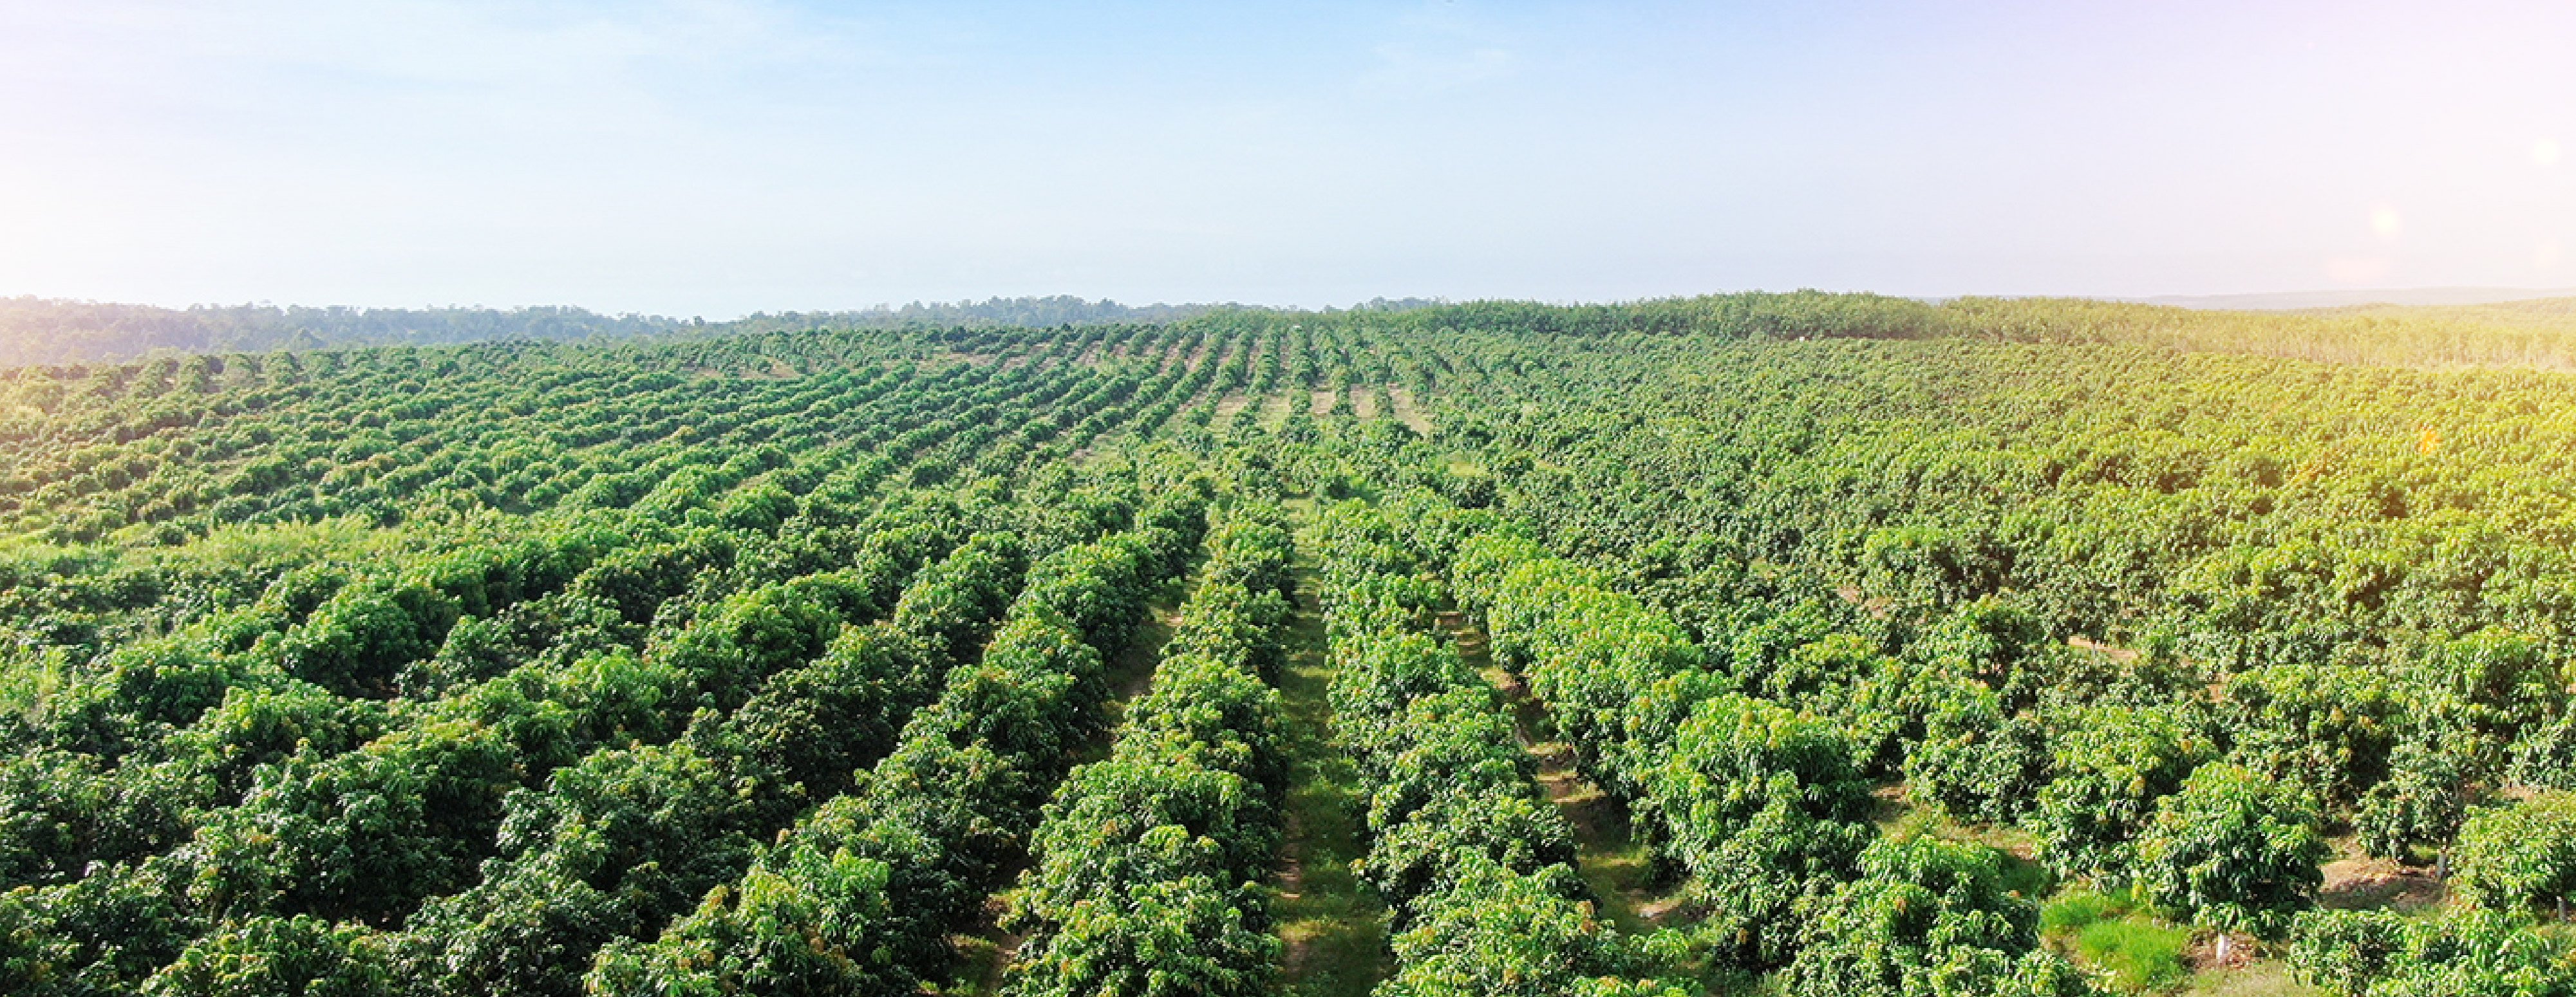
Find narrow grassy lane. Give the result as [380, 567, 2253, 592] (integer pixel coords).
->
[949, 581, 1188, 996]
[1273, 507, 1391, 997]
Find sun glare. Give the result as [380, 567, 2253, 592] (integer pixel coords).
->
[2369, 205, 2405, 241]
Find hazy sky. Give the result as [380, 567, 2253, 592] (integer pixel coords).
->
[3, 1, 2572, 315]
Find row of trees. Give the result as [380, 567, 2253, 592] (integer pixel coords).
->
[0, 319, 1393, 994]
[1002, 501, 1298, 996]
[1, 453, 932, 890]
[584, 485, 1207, 994]
[382, 526, 1033, 997]
[4, 480, 950, 989]
[1190, 316, 2576, 951]
[1, 445, 1208, 994]
[1406, 495, 2089, 994]
[0, 316, 1254, 560]
[1262, 407, 2411, 985]
[0, 309, 1479, 575]
[23, 290, 2576, 994]
[1260, 333, 2576, 987]
[1310, 500, 1684, 997]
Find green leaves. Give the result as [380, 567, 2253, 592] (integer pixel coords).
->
[1786, 835, 2094, 997]
[1905, 680, 2049, 826]
[143, 915, 391, 997]
[2289, 908, 2576, 997]
[267, 579, 459, 698]
[606, 521, 1198, 997]
[1010, 873, 1277, 997]
[722, 624, 926, 800]
[393, 736, 768, 997]
[1642, 692, 1876, 967]
[587, 856, 909, 997]
[2031, 705, 2210, 882]
[2129, 763, 2327, 936]
[1315, 505, 1689, 996]
[1005, 505, 1292, 997]
[187, 717, 522, 926]
[1376, 859, 1632, 997]
[2451, 792, 2576, 914]
[2217, 663, 2401, 812]
[2353, 735, 2474, 862]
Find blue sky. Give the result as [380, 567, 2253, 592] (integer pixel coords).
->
[3, 1, 2571, 315]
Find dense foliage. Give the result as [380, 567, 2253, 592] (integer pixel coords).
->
[1002, 501, 1293, 997]
[1312, 501, 1681, 997]
[4, 289, 2573, 993]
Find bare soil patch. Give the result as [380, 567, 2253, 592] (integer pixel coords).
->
[2319, 854, 2447, 911]
[2068, 635, 2143, 662]
[1386, 387, 1434, 434]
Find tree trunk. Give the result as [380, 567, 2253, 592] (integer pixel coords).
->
[2215, 932, 2231, 965]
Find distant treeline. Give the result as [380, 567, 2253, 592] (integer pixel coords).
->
[719, 296, 1241, 336]
[0, 295, 1280, 366]
[14, 290, 2576, 371]
[1370, 292, 2576, 370]
[1942, 295, 2576, 369]
[0, 299, 677, 365]
[1380, 290, 1944, 339]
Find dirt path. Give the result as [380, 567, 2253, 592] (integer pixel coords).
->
[1434, 611, 1684, 935]
[2318, 844, 2447, 912]
[1274, 508, 1392, 997]
[1386, 387, 1433, 435]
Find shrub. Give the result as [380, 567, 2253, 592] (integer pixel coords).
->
[2452, 792, 2576, 915]
[2130, 763, 2328, 936]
